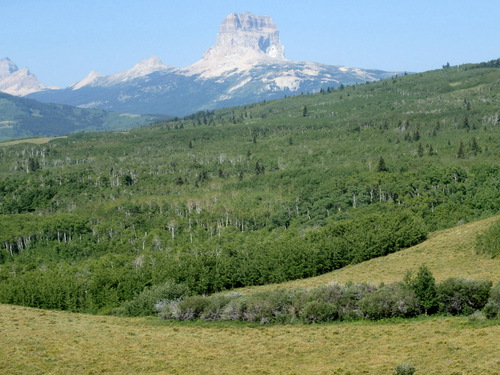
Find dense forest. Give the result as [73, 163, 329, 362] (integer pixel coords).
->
[0, 62, 499, 314]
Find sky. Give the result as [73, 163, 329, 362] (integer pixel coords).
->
[3, 0, 500, 88]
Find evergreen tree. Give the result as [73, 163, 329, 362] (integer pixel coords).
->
[302, 105, 308, 117]
[27, 157, 40, 173]
[417, 142, 424, 157]
[470, 137, 480, 155]
[457, 140, 466, 159]
[377, 156, 388, 172]
[406, 265, 437, 315]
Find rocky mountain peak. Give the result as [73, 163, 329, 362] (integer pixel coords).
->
[0, 57, 48, 96]
[0, 57, 19, 80]
[203, 12, 286, 61]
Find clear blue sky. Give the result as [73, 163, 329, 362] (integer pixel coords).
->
[3, 0, 499, 88]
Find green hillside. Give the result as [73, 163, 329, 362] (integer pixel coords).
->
[0, 92, 162, 141]
[0, 61, 499, 315]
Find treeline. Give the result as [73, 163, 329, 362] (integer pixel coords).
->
[0, 209, 426, 313]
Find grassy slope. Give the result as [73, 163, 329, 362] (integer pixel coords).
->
[1, 216, 499, 374]
[235, 215, 500, 294]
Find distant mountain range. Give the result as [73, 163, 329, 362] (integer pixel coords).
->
[17, 12, 401, 116]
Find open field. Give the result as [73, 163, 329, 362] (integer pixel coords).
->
[236, 216, 500, 295]
[1, 304, 499, 374]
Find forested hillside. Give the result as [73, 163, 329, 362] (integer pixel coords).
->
[0, 62, 499, 314]
[0, 92, 161, 141]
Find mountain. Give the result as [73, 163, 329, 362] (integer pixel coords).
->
[27, 13, 400, 116]
[0, 91, 160, 141]
[0, 58, 49, 96]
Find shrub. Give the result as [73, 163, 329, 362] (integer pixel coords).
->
[476, 219, 500, 257]
[200, 294, 236, 321]
[483, 281, 500, 319]
[157, 298, 182, 320]
[175, 295, 211, 320]
[300, 301, 338, 323]
[360, 283, 421, 320]
[220, 295, 248, 321]
[114, 280, 190, 317]
[305, 281, 374, 321]
[437, 278, 492, 315]
[394, 363, 416, 375]
[241, 290, 295, 324]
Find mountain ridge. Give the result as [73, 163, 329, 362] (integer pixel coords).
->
[25, 12, 401, 115]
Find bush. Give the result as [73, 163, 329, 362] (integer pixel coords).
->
[394, 363, 416, 375]
[220, 295, 249, 321]
[200, 294, 236, 321]
[360, 283, 421, 320]
[304, 281, 374, 321]
[175, 295, 212, 320]
[115, 280, 190, 317]
[300, 301, 338, 323]
[483, 281, 500, 319]
[240, 290, 295, 324]
[476, 219, 500, 257]
[437, 278, 492, 315]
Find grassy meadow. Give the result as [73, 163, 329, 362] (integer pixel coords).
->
[1, 216, 500, 374]
[1, 303, 499, 374]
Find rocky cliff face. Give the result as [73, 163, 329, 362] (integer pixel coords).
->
[0, 58, 48, 96]
[205, 12, 285, 60]
[184, 13, 285, 78]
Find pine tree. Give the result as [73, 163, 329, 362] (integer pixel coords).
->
[377, 156, 388, 172]
[470, 137, 480, 155]
[457, 140, 466, 159]
[406, 265, 437, 315]
[417, 142, 424, 157]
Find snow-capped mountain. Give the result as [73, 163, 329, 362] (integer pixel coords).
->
[27, 12, 400, 116]
[70, 56, 176, 90]
[0, 58, 49, 96]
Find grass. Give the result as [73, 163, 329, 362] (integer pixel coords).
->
[235, 216, 500, 295]
[1, 216, 500, 374]
[0, 304, 499, 374]
[0, 136, 67, 146]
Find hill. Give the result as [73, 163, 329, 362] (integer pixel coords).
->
[0, 61, 499, 315]
[0, 92, 162, 141]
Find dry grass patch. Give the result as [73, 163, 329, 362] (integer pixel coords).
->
[0, 304, 499, 374]
[0, 136, 67, 146]
[236, 216, 500, 295]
